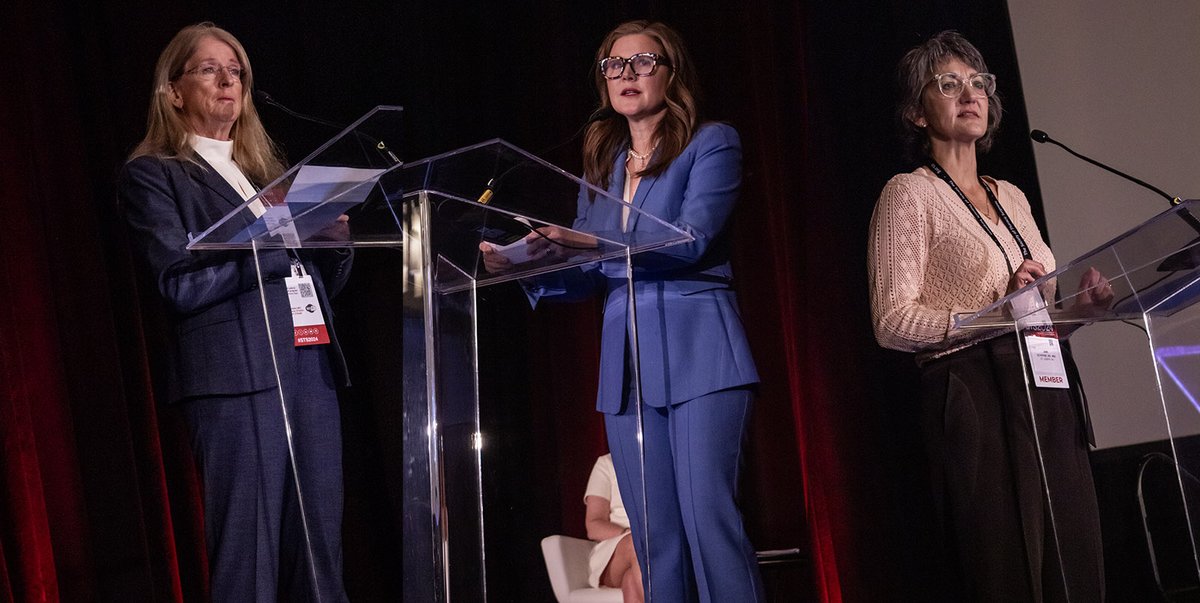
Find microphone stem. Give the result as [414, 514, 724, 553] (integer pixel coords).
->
[260, 95, 344, 130]
[1044, 138, 1178, 205]
[258, 92, 401, 166]
[1035, 129, 1200, 249]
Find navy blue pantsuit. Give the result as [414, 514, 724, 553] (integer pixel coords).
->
[119, 153, 351, 602]
[181, 345, 344, 602]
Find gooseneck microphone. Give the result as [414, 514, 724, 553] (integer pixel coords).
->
[1032, 128, 1200, 270]
[473, 108, 618, 252]
[1030, 129, 1182, 207]
[255, 90, 401, 165]
[477, 106, 619, 205]
[256, 90, 343, 129]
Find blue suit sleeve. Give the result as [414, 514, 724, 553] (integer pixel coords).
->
[648, 124, 741, 268]
[522, 265, 606, 307]
[519, 183, 610, 306]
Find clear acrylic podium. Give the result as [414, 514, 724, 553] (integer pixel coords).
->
[955, 199, 1200, 598]
[188, 106, 692, 600]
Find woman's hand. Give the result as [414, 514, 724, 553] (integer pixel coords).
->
[478, 241, 514, 274]
[525, 226, 598, 261]
[1006, 259, 1048, 294]
[311, 214, 350, 242]
[479, 226, 598, 273]
[1073, 266, 1115, 311]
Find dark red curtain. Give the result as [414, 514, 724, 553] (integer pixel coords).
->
[1, 2, 209, 601]
[1, 1, 1037, 601]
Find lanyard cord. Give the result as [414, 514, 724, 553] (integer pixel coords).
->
[927, 160, 1031, 274]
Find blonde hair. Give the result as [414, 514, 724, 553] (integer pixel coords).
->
[129, 22, 285, 185]
[582, 20, 699, 190]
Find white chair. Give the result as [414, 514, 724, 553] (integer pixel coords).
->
[540, 535, 624, 603]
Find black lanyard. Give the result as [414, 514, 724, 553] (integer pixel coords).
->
[928, 160, 1031, 273]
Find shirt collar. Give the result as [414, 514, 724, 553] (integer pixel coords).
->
[189, 134, 234, 161]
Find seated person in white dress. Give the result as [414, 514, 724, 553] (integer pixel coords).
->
[585, 454, 644, 602]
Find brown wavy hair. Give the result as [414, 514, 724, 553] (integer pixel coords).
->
[896, 30, 1003, 160]
[582, 20, 699, 190]
[128, 22, 285, 186]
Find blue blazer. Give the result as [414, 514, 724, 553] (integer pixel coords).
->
[119, 154, 351, 403]
[533, 123, 759, 413]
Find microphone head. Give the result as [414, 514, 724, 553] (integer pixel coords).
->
[1030, 129, 1050, 143]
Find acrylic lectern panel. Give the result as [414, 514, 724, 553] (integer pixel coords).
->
[956, 199, 1200, 596]
[188, 105, 405, 251]
[378, 142, 692, 601]
[189, 106, 693, 601]
[189, 106, 692, 274]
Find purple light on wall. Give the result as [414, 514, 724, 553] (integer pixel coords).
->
[1155, 345, 1200, 414]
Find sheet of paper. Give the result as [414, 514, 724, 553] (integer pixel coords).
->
[285, 165, 386, 206]
[263, 165, 386, 245]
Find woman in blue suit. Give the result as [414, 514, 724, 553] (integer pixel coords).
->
[118, 23, 350, 602]
[483, 20, 764, 602]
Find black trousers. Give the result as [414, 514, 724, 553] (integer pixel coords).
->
[920, 335, 1104, 602]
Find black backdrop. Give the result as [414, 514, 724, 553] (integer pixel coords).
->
[8, 1, 1159, 601]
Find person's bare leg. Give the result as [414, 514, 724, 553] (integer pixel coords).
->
[621, 544, 644, 603]
[601, 534, 644, 603]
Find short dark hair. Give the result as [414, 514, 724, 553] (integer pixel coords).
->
[896, 30, 1003, 159]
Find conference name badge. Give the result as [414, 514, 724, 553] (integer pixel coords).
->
[1023, 325, 1069, 389]
[285, 275, 330, 346]
[1011, 288, 1070, 389]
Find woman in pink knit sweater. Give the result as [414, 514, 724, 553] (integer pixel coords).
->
[868, 31, 1104, 602]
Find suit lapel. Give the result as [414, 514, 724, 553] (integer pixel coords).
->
[606, 148, 659, 232]
[626, 170, 658, 232]
[180, 154, 263, 239]
[184, 153, 251, 213]
[604, 151, 627, 229]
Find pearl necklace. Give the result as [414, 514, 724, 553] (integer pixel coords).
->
[627, 144, 656, 164]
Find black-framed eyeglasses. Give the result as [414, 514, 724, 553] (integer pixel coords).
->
[598, 52, 671, 80]
[928, 72, 995, 98]
[183, 63, 245, 82]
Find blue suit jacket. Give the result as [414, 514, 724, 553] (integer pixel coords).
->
[533, 123, 759, 413]
[119, 154, 351, 403]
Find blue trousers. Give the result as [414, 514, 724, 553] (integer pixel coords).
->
[605, 387, 765, 603]
[182, 346, 347, 603]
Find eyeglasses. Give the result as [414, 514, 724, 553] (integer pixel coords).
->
[598, 53, 671, 80]
[928, 72, 996, 98]
[183, 63, 244, 82]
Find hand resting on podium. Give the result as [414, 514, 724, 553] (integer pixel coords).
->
[309, 214, 351, 242]
[1067, 266, 1115, 318]
[478, 225, 598, 273]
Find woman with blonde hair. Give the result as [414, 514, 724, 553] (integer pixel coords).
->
[120, 22, 351, 602]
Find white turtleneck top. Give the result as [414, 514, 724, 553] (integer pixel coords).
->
[190, 134, 266, 218]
